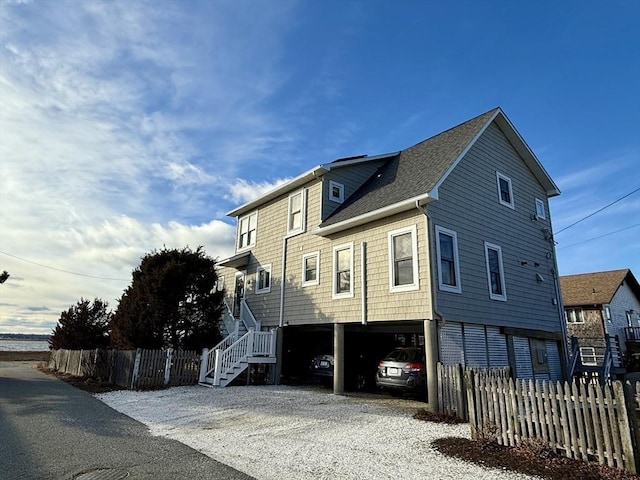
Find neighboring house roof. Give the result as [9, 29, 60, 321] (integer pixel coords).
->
[560, 269, 640, 307]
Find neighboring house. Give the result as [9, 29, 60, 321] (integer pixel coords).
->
[560, 269, 640, 370]
[208, 107, 567, 409]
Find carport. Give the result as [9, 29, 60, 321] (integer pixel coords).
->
[279, 321, 429, 395]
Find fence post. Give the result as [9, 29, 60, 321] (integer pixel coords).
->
[131, 348, 142, 390]
[77, 350, 83, 376]
[456, 363, 466, 421]
[199, 348, 209, 383]
[64, 349, 70, 374]
[164, 348, 173, 385]
[614, 381, 637, 474]
[465, 369, 477, 439]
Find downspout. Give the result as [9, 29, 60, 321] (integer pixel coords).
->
[416, 200, 441, 412]
[361, 242, 367, 325]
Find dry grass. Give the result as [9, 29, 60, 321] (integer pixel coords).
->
[0, 350, 51, 362]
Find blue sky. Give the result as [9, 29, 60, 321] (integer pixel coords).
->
[1, 0, 638, 334]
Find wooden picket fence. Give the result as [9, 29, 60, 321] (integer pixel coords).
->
[465, 370, 639, 473]
[48, 348, 201, 390]
[437, 363, 511, 421]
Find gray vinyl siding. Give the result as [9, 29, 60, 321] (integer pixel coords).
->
[321, 161, 386, 220]
[428, 122, 562, 334]
[513, 336, 534, 379]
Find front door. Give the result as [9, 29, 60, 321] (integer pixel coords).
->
[233, 271, 246, 318]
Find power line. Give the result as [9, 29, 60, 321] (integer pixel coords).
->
[556, 223, 640, 249]
[0, 250, 129, 281]
[555, 186, 640, 235]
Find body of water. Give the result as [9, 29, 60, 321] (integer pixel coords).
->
[0, 339, 50, 351]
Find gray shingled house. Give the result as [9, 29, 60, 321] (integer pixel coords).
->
[561, 269, 640, 373]
[202, 107, 567, 410]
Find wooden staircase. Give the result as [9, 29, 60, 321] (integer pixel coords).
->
[569, 335, 625, 383]
[199, 299, 277, 387]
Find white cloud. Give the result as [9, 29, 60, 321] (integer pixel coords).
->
[227, 178, 292, 205]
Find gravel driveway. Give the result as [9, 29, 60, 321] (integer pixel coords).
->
[96, 385, 537, 480]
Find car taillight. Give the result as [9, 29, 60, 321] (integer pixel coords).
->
[404, 362, 423, 372]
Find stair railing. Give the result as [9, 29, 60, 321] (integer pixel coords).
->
[240, 299, 260, 331]
[568, 336, 581, 378]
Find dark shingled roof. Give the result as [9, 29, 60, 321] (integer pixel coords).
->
[560, 269, 640, 306]
[320, 108, 499, 227]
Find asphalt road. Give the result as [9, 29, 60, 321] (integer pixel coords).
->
[0, 361, 255, 480]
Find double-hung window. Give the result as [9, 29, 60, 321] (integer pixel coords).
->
[388, 226, 419, 292]
[238, 212, 257, 250]
[484, 242, 507, 301]
[302, 252, 320, 286]
[565, 307, 584, 324]
[496, 172, 514, 209]
[435, 225, 461, 293]
[255, 264, 271, 294]
[333, 243, 353, 298]
[287, 190, 306, 235]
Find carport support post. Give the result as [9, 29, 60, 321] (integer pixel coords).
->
[424, 319, 439, 412]
[333, 323, 345, 395]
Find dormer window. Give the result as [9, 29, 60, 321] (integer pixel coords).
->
[238, 212, 257, 250]
[496, 172, 514, 209]
[287, 190, 306, 235]
[329, 180, 344, 203]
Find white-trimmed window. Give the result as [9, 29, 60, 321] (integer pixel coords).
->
[496, 172, 514, 209]
[435, 225, 461, 294]
[484, 242, 507, 301]
[579, 347, 597, 366]
[255, 265, 271, 294]
[287, 190, 306, 235]
[329, 180, 344, 203]
[387, 226, 419, 292]
[333, 243, 353, 298]
[238, 212, 257, 250]
[535, 198, 546, 219]
[302, 252, 320, 286]
[565, 307, 584, 324]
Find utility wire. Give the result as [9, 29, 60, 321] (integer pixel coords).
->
[556, 223, 640, 249]
[555, 186, 640, 235]
[0, 250, 129, 281]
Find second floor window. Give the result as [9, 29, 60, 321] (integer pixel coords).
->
[484, 242, 507, 301]
[238, 212, 257, 250]
[388, 226, 418, 292]
[256, 265, 271, 294]
[288, 190, 306, 234]
[333, 243, 353, 298]
[435, 225, 461, 293]
[565, 307, 584, 324]
[496, 172, 514, 209]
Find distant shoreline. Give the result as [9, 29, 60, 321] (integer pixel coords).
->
[0, 334, 50, 341]
[0, 351, 51, 362]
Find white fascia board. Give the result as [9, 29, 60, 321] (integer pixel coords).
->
[227, 166, 328, 217]
[313, 193, 434, 236]
[320, 151, 399, 170]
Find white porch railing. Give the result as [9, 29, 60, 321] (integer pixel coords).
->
[240, 298, 260, 331]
